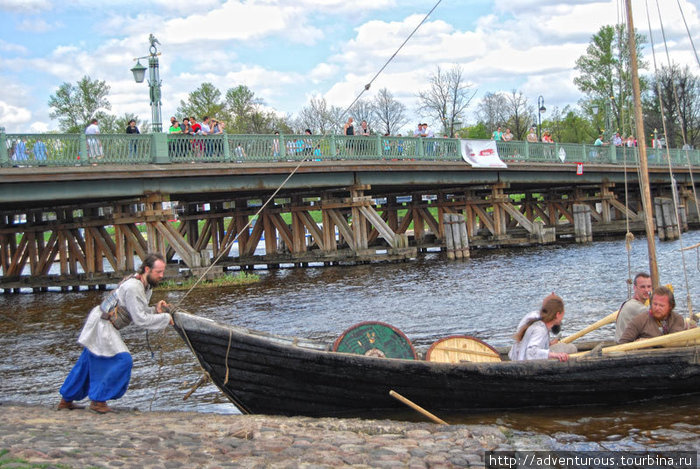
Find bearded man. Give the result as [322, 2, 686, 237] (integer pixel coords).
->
[618, 286, 688, 344]
[57, 253, 173, 413]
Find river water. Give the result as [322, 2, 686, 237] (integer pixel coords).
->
[2, 231, 700, 451]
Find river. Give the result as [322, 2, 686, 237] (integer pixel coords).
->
[2, 231, 700, 451]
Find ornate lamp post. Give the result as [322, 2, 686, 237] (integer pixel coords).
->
[537, 96, 546, 142]
[130, 34, 162, 133]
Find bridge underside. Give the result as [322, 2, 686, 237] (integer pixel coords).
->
[1, 163, 698, 292]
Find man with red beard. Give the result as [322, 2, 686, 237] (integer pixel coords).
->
[618, 286, 689, 343]
[57, 254, 173, 414]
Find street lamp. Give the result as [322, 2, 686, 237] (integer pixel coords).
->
[537, 96, 546, 142]
[131, 34, 163, 133]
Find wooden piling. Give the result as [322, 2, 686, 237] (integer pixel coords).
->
[573, 204, 592, 243]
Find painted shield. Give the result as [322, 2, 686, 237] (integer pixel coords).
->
[333, 321, 417, 360]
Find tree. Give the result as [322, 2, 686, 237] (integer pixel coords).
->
[476, 92, 507, 133]
[176, 83, 226, 122]
[48, 75, 111, 132]
[225, 85, 263, 133]
[371, 88, 408, 135]
[296, 96, 343, 134]
[644, 64, 700, 148]
[503, 90, 534, 140]
[461, 122, 490, 139]
[417, 65, 476, 137]
[105, 113, 150, 134]
[574, 24, 647, 137]
[349, 99, 374, 131]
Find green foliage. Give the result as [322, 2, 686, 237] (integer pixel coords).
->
[544, 106, 596, 144]
[176, 82, 227, 123]
[462, 122, 490, 139]
[158, 271, 260, 290]
[48, 75, 111, 132]
[574, 24, 647, 137]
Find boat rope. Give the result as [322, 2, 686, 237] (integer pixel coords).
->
[623, 146, 634, 298]
[162, 0, 445, 407]
[343, 0, 443, 115]
[644, 0, 694, 320]
[675, 0, 700, 68]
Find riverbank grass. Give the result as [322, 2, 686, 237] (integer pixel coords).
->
[158, 271, 260, 291]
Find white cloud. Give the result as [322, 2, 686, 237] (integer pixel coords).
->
[0, 0, 52, 13]
[0, 101, 32, 131]
[16, 17, 61, 33]
[0, 39, 28, 54]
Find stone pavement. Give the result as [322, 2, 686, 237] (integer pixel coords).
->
[0, 402, 521, 468]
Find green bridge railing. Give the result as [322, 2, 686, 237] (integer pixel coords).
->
[2, 131, 699, 168]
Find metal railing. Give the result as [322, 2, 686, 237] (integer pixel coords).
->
[1, 131, 699, 168]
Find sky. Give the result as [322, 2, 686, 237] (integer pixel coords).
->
[0, 0, 698, 134]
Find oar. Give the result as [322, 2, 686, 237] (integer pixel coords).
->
[571, 327, 700, 358]
[560, 310, 618, 344]
[389, 390, 448, 425]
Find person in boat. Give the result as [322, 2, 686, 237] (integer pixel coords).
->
[57, 253, 173, 414]
[618, 286, 690, 344]
[509, 294, 569, 362]
[614, 272, 652, 343]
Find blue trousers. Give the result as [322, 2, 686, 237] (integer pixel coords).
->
[59, 348, 132, 402]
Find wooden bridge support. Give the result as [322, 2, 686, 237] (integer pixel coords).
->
[1, 180, 698, 291]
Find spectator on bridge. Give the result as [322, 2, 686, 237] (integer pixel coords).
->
[126, 119, 140, 158]
[413, 123, 423, 137]
[593, 135, 607, 146]
[626, 135, 637, 147]
[11, 138, 28, 166]
[272, 130, 281, 158]
[85, 118, 102, 162]
[502, 128, 514, 142]
[612, 132, 623, 146]
[357, 120, 370, 154]
[200, 117, 213, 158]
[303, 129, 313, 155]
[344, 117, 355, 155]
[168, 120, 183, 158]
[526, 127, 537, 143]
[492, 126, 503, 141]
[190, 117, 203, 158]
[541, 131, 553, 143]
[32, 139, 48, 163]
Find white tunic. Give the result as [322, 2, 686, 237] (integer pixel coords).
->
[78, 278, 171, 357]
[509, 312, 551, 361]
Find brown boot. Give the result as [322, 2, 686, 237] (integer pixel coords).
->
[57, 398, 84, 410]
[89, 401, 115, 414]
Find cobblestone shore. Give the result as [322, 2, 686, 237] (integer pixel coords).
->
[0, 402, 525, 468]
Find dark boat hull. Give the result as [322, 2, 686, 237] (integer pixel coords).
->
[174, 312, 700, 417]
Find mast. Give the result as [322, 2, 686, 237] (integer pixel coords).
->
[625, 0, 660, 288]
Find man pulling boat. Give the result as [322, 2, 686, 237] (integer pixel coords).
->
[57, 253, 173, 414]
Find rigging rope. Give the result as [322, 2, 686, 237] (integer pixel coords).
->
[655, 0, 700, 221]
[644, 0, 694, 319]
[675, 0, 700, 68]
[343, 0, 443, 115]
[155, 0, 445, 404]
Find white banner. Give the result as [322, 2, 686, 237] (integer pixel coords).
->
[460, 139, 507, 168]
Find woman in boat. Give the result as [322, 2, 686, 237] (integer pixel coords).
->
[509, 294, 569, 362]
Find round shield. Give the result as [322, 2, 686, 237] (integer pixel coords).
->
[333, 321, 417, 360]
[426, 335, 501, 363]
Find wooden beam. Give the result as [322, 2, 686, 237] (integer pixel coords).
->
[327, 209, 355, 250]
[297, 211, 325, 251]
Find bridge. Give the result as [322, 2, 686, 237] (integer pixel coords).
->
[2, 131, 699, 292]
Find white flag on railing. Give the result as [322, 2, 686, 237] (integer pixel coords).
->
[460, 140, 507, 168]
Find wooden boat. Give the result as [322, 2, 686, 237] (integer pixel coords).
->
[174, 311, 700, 417]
